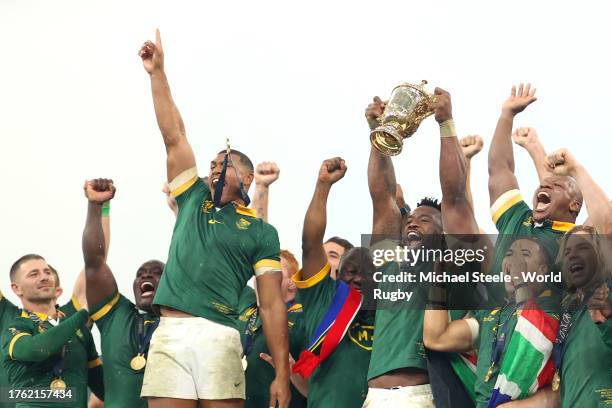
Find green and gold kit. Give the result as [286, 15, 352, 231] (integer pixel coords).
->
[156, 172, 281, 329]
[0, 293, 20, 408]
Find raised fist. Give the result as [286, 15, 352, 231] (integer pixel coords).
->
[318, 157, 347, 185]
[433, 87, 452, 124]
[84, 179, 116, 204]
[502, 83, 537, 116]
[255, 162, 280, 188]
[460, 135, 484, 159]
[545, 148, 579, 177]
[512, 127, 539, 148]
[365, 96, 386, 130]
[139, 29, 164, 75]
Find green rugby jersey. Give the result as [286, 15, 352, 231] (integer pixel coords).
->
[89, 290, 158, 408]
[367, 260, 430, 381]
[490, 190, 574, 276]
[155, 172, 281, 329]
[0, 293, 20, 408]
[472, 292, 560, 408]
[293, 263, 375, 408]
[1, 301, 102, 408]
[236, 286, 307, 408]
[560, 304, 612, 407]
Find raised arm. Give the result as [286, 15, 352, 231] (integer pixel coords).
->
[435, 88, 480, 235]
[257, 272, 291, 408]
[251, 161, 280, 222]
[366, 97, 401, 239]
[488, 84, 537, 205]
[82, 179, 118, 309]
[301, 158, 347, 280]
[512, 127, 552, 183]
[139, 29, 196, 182]
[459, 135, 484, 213]
[547, 148, 612, 233]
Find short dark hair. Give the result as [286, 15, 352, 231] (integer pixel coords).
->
[217, 149, 254, 173]
[417, 197, 441, 212]
[325, 236, 354, 251]
[10, 254, 45, 282]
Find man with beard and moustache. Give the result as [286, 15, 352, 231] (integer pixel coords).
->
[239, 249, 308, 408]
[364, 87, 483, 407]
[488, 84, 583, 287]
[2, 255, 104, 407]
[138, 30, 289, 408]
[290, 157, 377, 408]
[82, 178, 165, 408]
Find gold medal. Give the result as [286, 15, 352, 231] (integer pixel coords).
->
[50, 378, 66, 391]
[130, 354, 147, 371]
[552, 372, 560, 391]
[242, 356, 248, 371]
[484, 366, 494, 383]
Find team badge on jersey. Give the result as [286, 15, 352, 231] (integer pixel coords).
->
[236, 218, 251, 230]
[348, 322, 374, 350]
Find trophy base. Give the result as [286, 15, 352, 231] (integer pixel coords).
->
[370, 125, 405, 156]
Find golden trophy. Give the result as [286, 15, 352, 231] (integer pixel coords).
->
[370, 80, 436, 156]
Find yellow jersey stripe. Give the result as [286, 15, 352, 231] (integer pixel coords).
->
[551, 220, 574, 232]
[71, 295, 82, 311]
[491, 189, 523, 224]
[292, 263, 331, 289]
[91, 292, 121, 321]
[9, 333, 31, 360]
[88, 357, 103, 368]
[169, 167, 199, 198]
[254, 259, 282, 277]
[235, 204, 257, 218]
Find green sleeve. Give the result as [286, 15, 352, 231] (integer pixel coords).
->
[2, 318, 35, 359]
[10, 310, 89, 362]
[292, 263, 337, 326]
[595, 318, 612, 348]
[174, 177, 209, 208]
[252, 224, 282, 267]
[492, 193, 531, 234]
[89, 291, 133, 333]
[0, 294, 19, 321]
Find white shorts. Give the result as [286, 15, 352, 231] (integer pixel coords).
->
[141, 316, 245, 400]
[363, 384, 435, 408]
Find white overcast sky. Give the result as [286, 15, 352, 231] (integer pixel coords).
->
[1, 0, 611, 309]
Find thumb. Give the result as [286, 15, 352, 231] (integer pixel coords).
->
[260, 353, 274, 366]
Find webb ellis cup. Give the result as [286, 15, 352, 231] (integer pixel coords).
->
[370, 80, 436, 156]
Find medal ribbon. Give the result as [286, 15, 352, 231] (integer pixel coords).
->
[137, 317, 160, 357]
[489, 302, 520, 374]
[242, 308, 259, 357]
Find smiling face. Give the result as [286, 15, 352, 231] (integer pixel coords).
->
[532, 175, 581, 223]
[208, 152, 254, 206]
[132, 260, 164, 312]
[502, 238, 549, 295]
[11, 259, 59, 303]
[561, 231, 599, 291]
[402, 206, 443, 250]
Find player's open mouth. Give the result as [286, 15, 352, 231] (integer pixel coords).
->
[569, 262, 585, 276]
[535, 191, 552, 212]
[406, 231, 422, 242]
[140, 282, 156, 298]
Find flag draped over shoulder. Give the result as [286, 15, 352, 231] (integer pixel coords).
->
[487, 300, 559, 407]
[449, 351, 478, 402]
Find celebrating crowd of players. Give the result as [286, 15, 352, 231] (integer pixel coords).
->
[0, 29, 610, 408]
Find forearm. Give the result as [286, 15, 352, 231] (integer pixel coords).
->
[302, 182, 331, 254]
[525, 141, 551, 183]
[12, 310, 89, 362]
[252, 185, 270, 222]
[488, 114, 515, 175]
[88, 365, 105, 401]
[368, 147, 397, 205]
[573, 164, 612, 233]
[465, 159, 474, 211]
[498, 387, 559, 408]
[440, 131, 467, 205]
[290, 374, 308, 397]
[260, 300, 290, 381]
[83, 202, 106, 268]
[150, 70, 186, 147]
